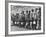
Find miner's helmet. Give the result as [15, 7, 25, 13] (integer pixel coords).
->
[31, 9, 34, 12]
[35, 8, 39, 11]
[26, 10, 28, 13]
[35, 8, 41, 12]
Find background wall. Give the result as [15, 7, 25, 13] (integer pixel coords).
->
[0, 0, 46, 37]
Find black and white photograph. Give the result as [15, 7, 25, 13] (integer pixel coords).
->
[11, 6, 41, 31]
[7, 2, 45, 35]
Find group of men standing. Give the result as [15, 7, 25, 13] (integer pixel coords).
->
[11, 8, 41, 30]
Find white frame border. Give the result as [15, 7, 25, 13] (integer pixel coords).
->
[8, 3, 43, 35]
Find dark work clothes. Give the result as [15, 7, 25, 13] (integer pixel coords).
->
[32, 17, 37, 30]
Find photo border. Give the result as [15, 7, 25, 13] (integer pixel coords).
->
[5, 0, 45, 36]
